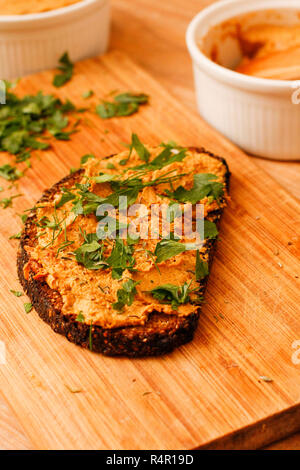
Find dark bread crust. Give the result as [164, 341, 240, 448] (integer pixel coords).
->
[17, 148, 230, 357]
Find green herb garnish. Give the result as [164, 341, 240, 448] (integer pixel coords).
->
[204, 220, 218, 239]
[53, 52, 74, 88]
[10, 290, 23, 297]
[128, 133, 150, 163]
[195, 250, 209, 280]
[154, 239, 187, 263]
[149, 282, 193, 310]
[80, 154, 96, 165]
[82, 90, 94, 99]
[0, 164, 23, 181]
[112, 279, 140, 311]
[165, 173, 224, 204]
[24, 302, 33, 313]
[106, 239, 135, 279]
[114, 93, 148, 104]
[74, 232, 107, 270]
[96, 93, 148, 119]
[76, 311, 85, 322]
[0, 83, 83, 177]
[0, 193, 22, 209]
[9, 232, 21, 240]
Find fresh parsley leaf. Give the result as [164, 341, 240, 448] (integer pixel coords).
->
[74, 233, 107, 270]
[56, 187, 76, 208]
[24, 302, 33, 313]
[154, 239, 187, 263]
[0, 193, 22, 209]
[195, 250, 209, 280]
[53, 52, 74, 88]
[0, 164, 23, 181]
[82, 90, 94, 99]
[106, 163, 115, 169]
[10, 290, 23, 297]
[0, 84, 83, 176]
[80, 154, 95, 165]
[115, 102, 139, 117]
[114, 93, 149, 104]
[9, 232, 21, 240]
[20, 213, 28, 224]
[96, 102, 117, 119]
[106, 239, 135, 279]
[166, 173, 224, 204]
[149, 282, 193, 310]
[92, 173, 117, 184]
[96, 92, 148, 119]
[128, 133, 150, 163]
[112, 279, 140, 311]
[204, 220, 218, 239]
[76, 311, 85, 322]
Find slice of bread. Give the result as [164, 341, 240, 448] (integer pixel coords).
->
[17, 147, 230, 357]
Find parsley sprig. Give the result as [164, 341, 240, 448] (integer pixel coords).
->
[74, 231, 107, 270]
[149, 282, 194, 310]
[165, 173, 224, 204]
[53, 52, 74, 88]
[96, 93, 148, 119]
[0, 82, 82, 180]
[113, 279, 140, 311]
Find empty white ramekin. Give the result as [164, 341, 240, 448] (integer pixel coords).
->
[0, 0, 110, 80]
[186, 0, 300, 160]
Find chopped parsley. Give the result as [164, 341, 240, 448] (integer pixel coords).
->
[76, 311, 85, 322]
[0, 164, 23, 181]
[24, 302, 33, 313]
[0, 82, 83, 179]
[149, 282, 193, 310]
[74, 232, 107, 270]
[0, 193, 22, 209]
[204, 220, 218, 239]
[112, 279, 140, 311]
[165, 173, 224, 204]
[106, 239, 136, 279]
[195, 250, 209, 280]
[10, 290, 23, 297]
[53, 52, 74, 88]
[128, 133, 150, 163]
[9, 232, 21, 240]
[154, 239, 187, 263]
[96, 93, 148, 119]
[82, 90, 94, 99]
[80, 154, 96, 165]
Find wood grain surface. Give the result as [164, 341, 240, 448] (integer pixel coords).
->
[0, 50, 299, 450]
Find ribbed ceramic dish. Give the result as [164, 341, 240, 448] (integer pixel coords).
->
[186, 0, 300, 160]
[0, 0, 110, 80]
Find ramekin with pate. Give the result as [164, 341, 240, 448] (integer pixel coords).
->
[0, 0, 110, 79]
[186, 0, 300, 160]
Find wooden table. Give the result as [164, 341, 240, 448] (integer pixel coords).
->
[0, 0, 299, 450]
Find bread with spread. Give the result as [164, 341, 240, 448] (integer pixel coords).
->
[18, 143, 230, 356]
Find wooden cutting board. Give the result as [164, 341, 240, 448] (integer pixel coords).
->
[0, 50, 299, 450]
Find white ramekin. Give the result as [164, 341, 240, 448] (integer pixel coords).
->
[186, 0, 300, 160]
[0, 0, 110, 80]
